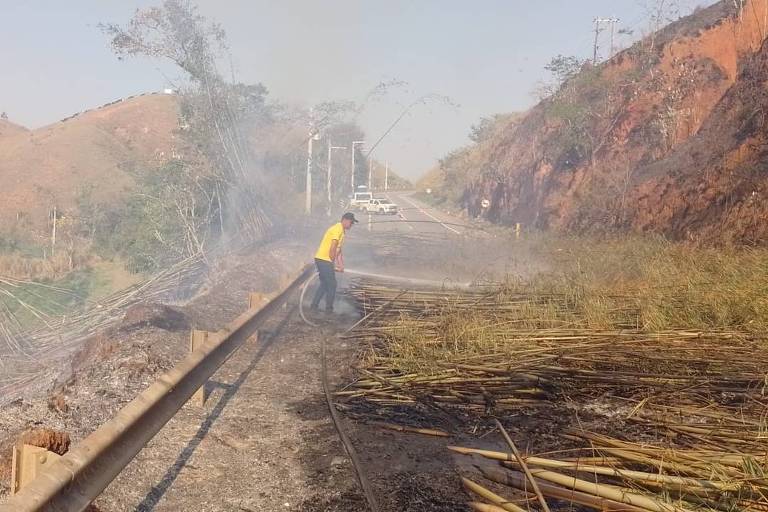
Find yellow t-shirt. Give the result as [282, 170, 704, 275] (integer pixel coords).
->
[315, 222, 345, 262]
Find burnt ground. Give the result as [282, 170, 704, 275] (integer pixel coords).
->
[0, 199, 536, 511]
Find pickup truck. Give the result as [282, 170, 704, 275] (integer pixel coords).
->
[365, 198, 399, 215]
[349, 191, 373, 210]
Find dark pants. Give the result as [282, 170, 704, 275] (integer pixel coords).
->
[311, 258, 337, 311]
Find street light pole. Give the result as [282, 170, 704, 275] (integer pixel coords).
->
[351, 140, 365, 193]
[327, 135, 347, 216]
[368, 158, 373, 191]
[306, 128, 320, 215]
[385, 161, 389, 191]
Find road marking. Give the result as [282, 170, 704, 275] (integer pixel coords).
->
[397, 194, 461, 234]
[385, 193, 415, 230]
[397, 209, 416, 230]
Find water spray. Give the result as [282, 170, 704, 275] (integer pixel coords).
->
[297, 267, 474, 327]
[343, 268, 474, 289]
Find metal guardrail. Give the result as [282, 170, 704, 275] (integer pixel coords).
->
[1, 265, 313, 512]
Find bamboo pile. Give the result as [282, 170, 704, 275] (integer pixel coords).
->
[0, 252, 207, 406]
[342, 283, 764, 426]
[454, 430, 768, 512]
[342, 280, 768, 511]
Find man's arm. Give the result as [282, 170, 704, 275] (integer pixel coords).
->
[329, 239, 339, 262]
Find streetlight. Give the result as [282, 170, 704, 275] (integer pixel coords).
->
[305, 128, 321, 215]
[351, 140, 365, 192]
[327, 135, 347, 216]
[368, 158, 374, 191]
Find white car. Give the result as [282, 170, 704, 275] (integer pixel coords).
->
[350, 191, 373, 210]
[366, 198, 399, 215]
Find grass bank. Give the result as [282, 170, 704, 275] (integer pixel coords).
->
[523, 235, 768, 332]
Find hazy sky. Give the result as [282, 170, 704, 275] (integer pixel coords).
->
[1, 1, 710, 179]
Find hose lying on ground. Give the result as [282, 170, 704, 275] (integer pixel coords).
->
[297, 271, 379, 511]
[298, 273, 320, 327]
[321, 335, 381, 512]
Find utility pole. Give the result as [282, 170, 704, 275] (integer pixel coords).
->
[593, 17, 620, 63]
[609, 18, 620, 58]
[351, 140, 365, 193]
[326, 135, 347, 217]
[592, 18, 602, 64]
[368, 158, 374, 191]
[384, 161, 389, 191]
[51, 206, 57, 257]
[306, 128, 320, 215]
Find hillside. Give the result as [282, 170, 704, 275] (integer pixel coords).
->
[371, 160, 411, 191]
[434, 0, 768, 244]
[0, 94, 179, 232]
[0, 119, 28, 139]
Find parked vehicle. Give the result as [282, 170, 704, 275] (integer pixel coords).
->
[365, 198, 399, 215]
[349, 191, 373, 210]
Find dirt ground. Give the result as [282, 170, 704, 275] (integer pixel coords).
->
[0, 204, 534, 511]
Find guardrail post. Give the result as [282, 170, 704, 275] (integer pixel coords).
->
[248, 292, 265, 310]
[189, 329, 217, 407]
[11, 444, 61, 496]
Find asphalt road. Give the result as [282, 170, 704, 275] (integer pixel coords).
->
[359, 191, 465, 235]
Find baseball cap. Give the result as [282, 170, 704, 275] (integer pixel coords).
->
[342, 212, 359, 223]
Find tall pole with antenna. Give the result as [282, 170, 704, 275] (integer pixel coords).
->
[351, 140, 365, 193]
[305, 128, 319, 215]
[593, 17, 620, 63]
[327, 136, 347, 216]
[609, 18, 620, 58]
[368, 158, 374, 191]
[593, 18, 603, 63]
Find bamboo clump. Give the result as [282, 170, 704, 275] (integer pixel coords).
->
[342, 279, 768, 511]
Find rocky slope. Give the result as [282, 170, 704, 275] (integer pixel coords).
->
[446, 0, 768, 244]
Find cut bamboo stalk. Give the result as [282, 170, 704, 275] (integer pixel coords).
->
[373, 422, 450, 437]
[494, 419, 551, 512]
[468, 502, 515, 512]
[461, 477, 528, 512]
[480, 467, 647, 512]
[521, 468, 697, 512]
[500, 456, 739, 491]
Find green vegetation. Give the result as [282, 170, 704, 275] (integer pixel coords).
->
[111, 159, 219, 273]
[0, 259, 140, 329]
[541, 60, 613, 169]
[0, 270, 95, 327]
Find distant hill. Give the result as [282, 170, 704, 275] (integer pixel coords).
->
[0, 118, 28, 139]
[370, 160, 411, 191]
[0, 94, 179, 232]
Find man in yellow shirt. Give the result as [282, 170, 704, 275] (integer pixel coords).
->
[311, 212, 358, 313]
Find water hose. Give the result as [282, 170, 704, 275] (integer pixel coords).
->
[298, 273, 320, 327]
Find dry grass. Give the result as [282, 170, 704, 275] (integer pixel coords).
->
[0, 251, 85, 280]
[349, 234, 768, 378]
[523, 235, 768, 332]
